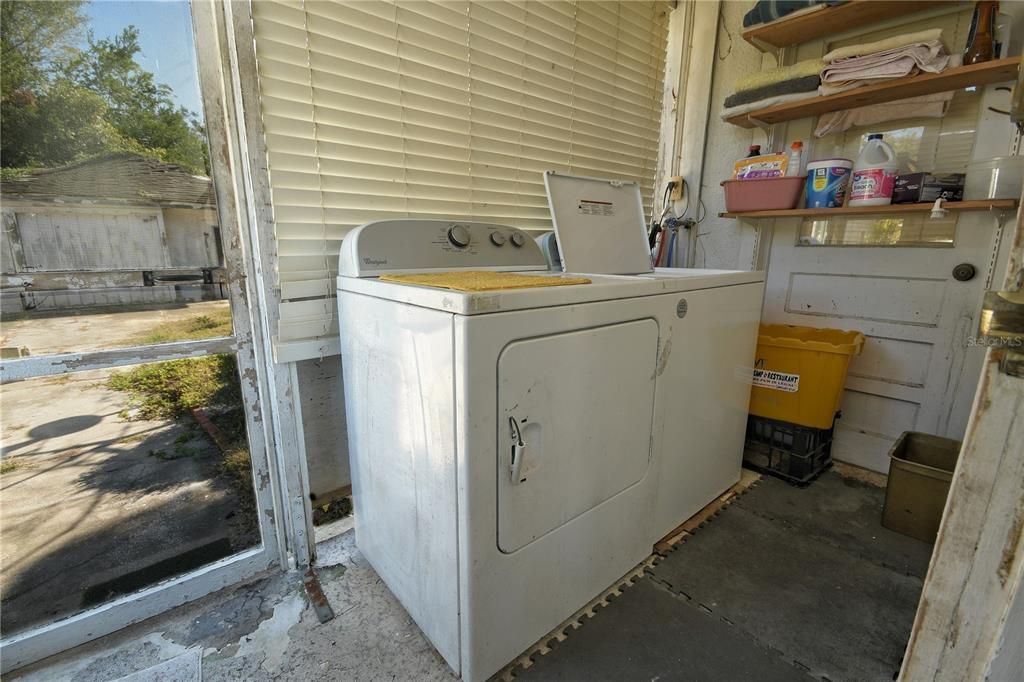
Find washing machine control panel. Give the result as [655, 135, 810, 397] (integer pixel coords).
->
[339, 219, 549, 277]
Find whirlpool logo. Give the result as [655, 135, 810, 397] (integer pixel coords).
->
[362, 257, 387, 266]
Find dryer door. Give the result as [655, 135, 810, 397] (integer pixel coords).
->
[497, 318, 659, 553]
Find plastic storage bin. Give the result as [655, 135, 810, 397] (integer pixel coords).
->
[964, 156, 1024, 200]
[748, 324, 865, 429]
[744, 415, 833, 486]
[722, 177, 805, 212]
[882, 432, 961, 543]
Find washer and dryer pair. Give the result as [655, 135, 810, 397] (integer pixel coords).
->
[336, 174, 764, 682]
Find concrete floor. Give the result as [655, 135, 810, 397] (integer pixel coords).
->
[10, 527, 455, 682]
[8, 469, 932, 682]
[1, 300, 230, 356]
[519, 472, 932, 681]
[0, 369, 252, 637]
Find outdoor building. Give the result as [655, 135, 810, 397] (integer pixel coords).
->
[1, 153, 225, 315]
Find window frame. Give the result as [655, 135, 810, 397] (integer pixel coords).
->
[0, 1, 306, 672]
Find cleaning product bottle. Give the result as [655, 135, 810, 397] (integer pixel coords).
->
[849, 134, 897, 206]
[786, 141, 804, 177]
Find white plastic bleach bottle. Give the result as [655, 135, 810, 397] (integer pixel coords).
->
[849, 133, 897, 206]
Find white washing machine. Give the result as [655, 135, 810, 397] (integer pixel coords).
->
[336, 219, 760, 681]
[544, 172, 766, 539]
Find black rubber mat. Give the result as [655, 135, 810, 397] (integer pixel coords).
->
[733, 472, 933, 578]
[516, 578, 812, 681]
[651, 480, 926, 681]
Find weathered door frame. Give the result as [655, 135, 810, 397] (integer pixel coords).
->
[900, 190, 1024, 682]
[0, 0, 315, 672]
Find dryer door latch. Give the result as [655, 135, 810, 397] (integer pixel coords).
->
[509, 416, 529, 484]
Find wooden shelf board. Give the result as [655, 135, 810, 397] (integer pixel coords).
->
[726, 57, 1021, 129]
[720, 199, 1018, 219]
[743, 1, 932, 51]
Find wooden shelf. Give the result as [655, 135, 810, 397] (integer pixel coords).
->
[726, 57, 1022, 129]
[743, 1, 932, 51]
[720, 199, 1018, 219]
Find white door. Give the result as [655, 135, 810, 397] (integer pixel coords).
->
[496, 319, 659, 552]
[762, 209, 1007, 472]
[760, 80, 1018, 473]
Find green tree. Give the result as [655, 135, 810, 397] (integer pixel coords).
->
[0, 0, 86, 97]
[65, 27, 208, 171]
[1, 1, 207, 173]
[3, 80, 125, 168]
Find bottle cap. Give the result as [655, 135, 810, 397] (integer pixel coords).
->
[749, 144, 761, 151]
[791, 141, 803, 149]
[867, 133, 883, 140]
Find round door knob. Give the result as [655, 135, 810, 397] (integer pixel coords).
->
[490, 231, 506, 246]
[510, 231, 526, 247]
[447, 224, 471, 248]
[952, 263, 976, 282]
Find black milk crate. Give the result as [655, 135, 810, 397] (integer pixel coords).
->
[743, 414, 834, 486]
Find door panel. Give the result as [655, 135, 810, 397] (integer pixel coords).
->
[786, 273, 948, 325]
[496, 319, 659, 553]
[764, 209, 1001, 472]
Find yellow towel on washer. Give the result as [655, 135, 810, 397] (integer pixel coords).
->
[380, 271, 592, 292]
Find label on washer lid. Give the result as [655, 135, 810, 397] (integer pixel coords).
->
[578, 199, 614, 216]
[752, 369, 800, 392]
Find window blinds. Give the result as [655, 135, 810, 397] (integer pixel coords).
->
[251, 1, 671, 361]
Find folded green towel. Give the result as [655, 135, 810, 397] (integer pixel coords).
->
[733, 58, 825, 92]
[724, 75, 820, 108]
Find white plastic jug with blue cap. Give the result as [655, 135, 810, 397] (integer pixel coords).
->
[849, 134, 898, 207]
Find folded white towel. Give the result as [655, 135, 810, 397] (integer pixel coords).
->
[814, 91, 954, 137]
[821, 41, 956, 92]
[823, 28, 944, 62]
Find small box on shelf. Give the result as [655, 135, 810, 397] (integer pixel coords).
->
[892, 173, 965, 204]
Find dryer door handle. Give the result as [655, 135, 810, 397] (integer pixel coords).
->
[509, 416, 528, 484]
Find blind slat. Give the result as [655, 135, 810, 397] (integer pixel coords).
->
[254, 0, 669, 356]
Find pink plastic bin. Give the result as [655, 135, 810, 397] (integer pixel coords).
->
[722, 176, 805, 212]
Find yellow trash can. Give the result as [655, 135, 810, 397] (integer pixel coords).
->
[748, 324, 865, 429]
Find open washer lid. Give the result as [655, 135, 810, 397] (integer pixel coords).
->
[544, 171, 653, 275]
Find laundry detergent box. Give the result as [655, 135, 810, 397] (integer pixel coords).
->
[892, 173, 965, 203]
[805, 158, 853, 208]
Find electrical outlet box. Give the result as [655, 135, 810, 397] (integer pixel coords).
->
[669, 176, 684, 201]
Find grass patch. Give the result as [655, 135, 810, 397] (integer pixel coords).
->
[107, 355, 241, 421]
[130, 307, 233, 346]
[108, 356, 256, 531]
[0, 457, 32, 475]
[222, 447, 253, 489]
[107, 354, 257, 545]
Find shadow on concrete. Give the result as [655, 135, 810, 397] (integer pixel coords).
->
[28, 415, 104, 439]
[1, 380, 260, 639]
[0, 492, 244, 638]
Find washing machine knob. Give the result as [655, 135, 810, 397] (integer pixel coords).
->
[490, 231, 507, 246]
[510, 231, 526, 247]
[448, 224, 471, 248]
